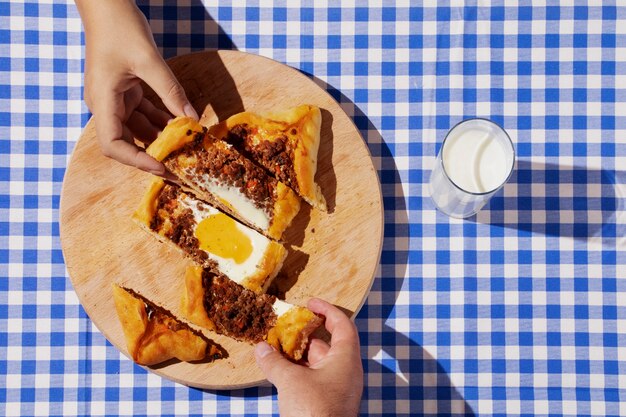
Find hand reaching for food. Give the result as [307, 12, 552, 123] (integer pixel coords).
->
[75, 0, 198, 175]
[255, 298, 364, 417]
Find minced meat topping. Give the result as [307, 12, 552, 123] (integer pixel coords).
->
[202, 270, 277, 342]
[150, 184, 209, 266]
[165, 131, 276, 214]
[224, 124, 300, 193]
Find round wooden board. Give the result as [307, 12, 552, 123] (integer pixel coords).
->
[60, 50, 383, 389]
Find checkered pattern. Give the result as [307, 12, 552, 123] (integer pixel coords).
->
[1, 1, 625, 416]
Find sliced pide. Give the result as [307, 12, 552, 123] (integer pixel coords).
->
[112, 284, 224, 366]
[182, 266, 323, 361]
[208, 105, 326, 211]
[133, 178, 286, 294]
[146, 117, 300, 240]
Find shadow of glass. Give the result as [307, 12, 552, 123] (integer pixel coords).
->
[472, 159, 621, 245]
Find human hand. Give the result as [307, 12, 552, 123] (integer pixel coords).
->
[255, 298, 363, 417]
[76, 0, 198, 175]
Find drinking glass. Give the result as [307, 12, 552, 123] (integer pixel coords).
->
[429, 118, 515, 218]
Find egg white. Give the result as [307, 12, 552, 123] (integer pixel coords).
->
[180, 194, 271, 285]
[198, 173, 271, 231]
[271, 299, 294, 318]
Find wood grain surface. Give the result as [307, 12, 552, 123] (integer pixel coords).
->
[60, 50, 383, 389]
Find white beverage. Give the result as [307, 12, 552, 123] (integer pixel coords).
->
[442, 122, 513, 193]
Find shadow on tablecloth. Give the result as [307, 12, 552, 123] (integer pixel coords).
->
[308, 78, 476, 415]
[473, 159, 624, 246]
[138, 0, 239, 56]
[138, 0, 244, 122]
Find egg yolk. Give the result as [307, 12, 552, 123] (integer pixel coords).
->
[195, 213, 252, 264]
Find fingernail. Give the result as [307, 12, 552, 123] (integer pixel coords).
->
[255, 342, 273, 358]
[149, 167, 165, 176]
[184, 103, 199, 120]
[162, 171, 179, 182]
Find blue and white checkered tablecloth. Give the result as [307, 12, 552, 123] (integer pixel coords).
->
[1, 1, 625, 416]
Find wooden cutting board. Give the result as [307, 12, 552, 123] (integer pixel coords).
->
[60, 50, 383, 389]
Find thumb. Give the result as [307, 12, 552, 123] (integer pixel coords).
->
[136, 54, 198, 120]
[254, 342, 298, 387]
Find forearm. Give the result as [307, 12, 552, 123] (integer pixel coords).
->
[75, 0, 138, 21]
[75, 0, 146, 39]
[75, 0, 159, 72]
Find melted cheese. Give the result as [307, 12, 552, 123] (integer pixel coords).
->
[195, 213, 252, 264]
[181, 196, 271, 284]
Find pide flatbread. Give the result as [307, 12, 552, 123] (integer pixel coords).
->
[146, 117, 300, 241]
[209, 105, 327, 211]
[112, 284, 224, 366]
[129, 106, 329, 364]
[182, 266, 323, 361]
[133, 178, 286, 294]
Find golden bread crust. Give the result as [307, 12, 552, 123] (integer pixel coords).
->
[146, 117, 204, 162]
[132, 177, 165, 227]
[181, 265, 217, 331]
[112, 284, 221, 366]
[265, 105, 325, 210]
[268, 182, 301, 240]
[240, 240, 287, 294]
[266, 305, 324, 361]
[292, 106, 326, 211]
[112, 283, 147, 361]
[209, 104, 327, 211]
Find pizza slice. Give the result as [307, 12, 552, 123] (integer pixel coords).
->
[146, 117, 300, 241]
[133, 178, 286, 294]
[208, 105, 327, 211]
[112, 284, 224, 366]
[182, 266, 323, 361]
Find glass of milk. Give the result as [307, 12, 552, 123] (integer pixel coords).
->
[429, 118, 515, 218]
